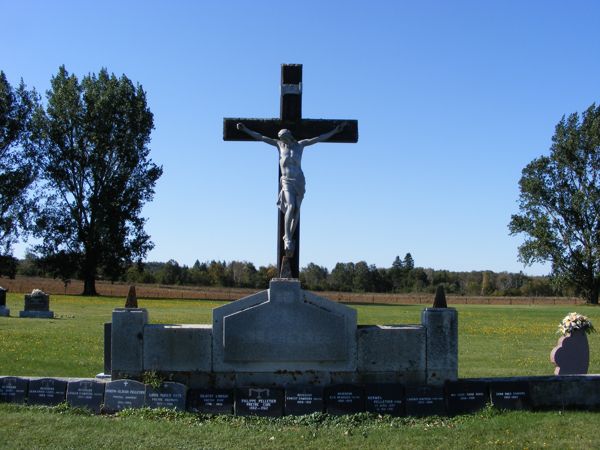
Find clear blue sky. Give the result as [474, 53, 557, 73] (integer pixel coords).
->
[3, 0, 599, 275]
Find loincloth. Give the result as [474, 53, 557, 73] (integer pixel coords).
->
[277, 174, 306, 213]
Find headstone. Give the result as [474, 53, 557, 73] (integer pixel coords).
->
[104, 322, 112, 374]
[365, 384, 405, 416]
[446, 381, 488, 415]
[0, 376, 28, 403]
[66, 380, 105, 413]
[145, 382, 187, 411]
[19, 289, 54, 319]
[325, 384, 365, 415]
[490, 381, 530, 410]
[284, 386, 324, 415]
[235, 387, 284, 417]
[0, 286, 9, 316]
[187, 388, 233, 414]
[405, 385, 446, 416]
[125, 285, 138, 308]
[551, 331, 590, 375]
[103, 379, 146, 413]
[27, 378, 67, 406]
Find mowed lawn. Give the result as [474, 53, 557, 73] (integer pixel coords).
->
[0, 292, 598, 377]
[1, 293, 600, 449]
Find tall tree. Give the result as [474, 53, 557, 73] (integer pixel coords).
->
[509, 103, 600, 304]
[31, 67, 162, 295]
[0, 71, 37, 256]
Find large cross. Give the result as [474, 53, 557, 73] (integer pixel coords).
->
[223, 64, 358, 278]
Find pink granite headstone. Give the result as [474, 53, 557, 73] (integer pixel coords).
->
[550, 330, 590, 375]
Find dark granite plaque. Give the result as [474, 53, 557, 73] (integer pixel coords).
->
[446, 381, 488, 415]
[145, 382, 187, 411]
[405, 385, 446, 416]
[104, 379, 146, 413]
[66, 380, 105, 413]
[235, 387, 284, 417]
[0, 376, 28, 403]
[490, 381, 530, 410]
[365, 384, 405, 416]
[325, 384, 365, 415]
[28, 378, 67, 406]
[285, 386, 324, 415]
[104, 322, 112, 374]
[25, 293, 49, 311]
[187, 388, 233, 414]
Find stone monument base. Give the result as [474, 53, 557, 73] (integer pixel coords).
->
[0, 307, 9, 317]
[109, 279, 458, 388]
[19, 310, 54, 319]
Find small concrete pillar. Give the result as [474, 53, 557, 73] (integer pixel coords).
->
[111, 308, 148, 377]
[421, 307, 458, 385]
[0, 287, 9, 317]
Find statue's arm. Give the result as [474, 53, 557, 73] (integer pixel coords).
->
[237, 123, 278, 146]
[299, 122, 346, 147]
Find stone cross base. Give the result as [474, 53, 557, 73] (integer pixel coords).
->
[19, 310, 54, 319]
[109, 280, 458, 387]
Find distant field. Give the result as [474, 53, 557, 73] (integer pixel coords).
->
[0, 293, 598, 378]
[0, 275, 585, 305]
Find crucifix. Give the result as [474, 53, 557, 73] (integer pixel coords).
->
[223, 64, 358, 278]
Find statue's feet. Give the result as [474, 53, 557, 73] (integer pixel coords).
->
[284, 238, 295, 257]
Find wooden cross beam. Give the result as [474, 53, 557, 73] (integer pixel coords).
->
[223, 64, 358, 278]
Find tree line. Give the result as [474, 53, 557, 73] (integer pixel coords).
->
[11, 252, 570, 297]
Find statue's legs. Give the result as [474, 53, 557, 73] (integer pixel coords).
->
[283, 191, 296, 256]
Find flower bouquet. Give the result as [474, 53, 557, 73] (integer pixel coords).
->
[557, 312, 595, 336]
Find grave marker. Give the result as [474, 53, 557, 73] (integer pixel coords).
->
[365, 384, 405, 416]
[187, 388, 233, 414]
[490, 381, 531, 410]
[405, 385, 446, 416]
[19, 289, 54, 319]
[0, 286, 9, 316]
[66, 380, 105, 413]
[104, 379, 146, 412]
[235, 387, 284, 417]
[0, 376, 28, 403]
[325, 384, 365, 415]
[446, 381, 488, 415]
[284, 386, 324, 415]
[28, 378, 67, 406]
[145, 382, 187, 411]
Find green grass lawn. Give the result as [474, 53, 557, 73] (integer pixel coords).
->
[1, 293, 599, 449]
[1, 293, 598, 377]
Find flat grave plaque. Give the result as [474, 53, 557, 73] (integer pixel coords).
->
[446, 381, 488, 415]
[235, 387, 284, 417]
[0, 376, 28, 403]
[285, 386, 324, 415]
[104, 379, 146, 413]
[490, 381, 530, 410]
[28, 378, 67, 406]
[145, 382, 187, 411]
[325, 384, 365, 415]
[365, 384, 405, 416]
[66, 380, 106, 413]
[405, 385, 446, 416]
[187, 388, 233, 414]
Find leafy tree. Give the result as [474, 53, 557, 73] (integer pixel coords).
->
[509, 103, 600, 304]
[403, 253, 414, 271]
[0, 71, 37, 255]
[31, 67, 162, 295]
[300, 263, 329, 291]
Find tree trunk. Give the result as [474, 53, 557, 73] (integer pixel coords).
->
[82, 275, 98, 296]
[587, 283, 599, 304]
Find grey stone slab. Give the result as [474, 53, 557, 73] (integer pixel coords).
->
[111, 308, 148, 376]
[104, 379, 146, 413]
[325, 384, 365, 415]
[421, 308, 458, 385]
[357, 371, 425, 385]
[67, 380, 105, 413]
[28, 378, 67, 406]
[234, 371, 332, 388]
[187, 388, 233, 414]
[0, 376, 28, 403]
[143, 324, 212, 372]
[145, 382, 187, 411]
[104, 322, 111, 374]
[365, 384, 405, 416]
[529, 380, 563, 409]
[0, 307, 9, 317]
[285, 385, 324, 415]
[357, 325, 426, 372]
[560, 377, 600, 408]
[213, 279, 357, 372]
[405, 385, 446, 416]
[235, 387, 284, 417]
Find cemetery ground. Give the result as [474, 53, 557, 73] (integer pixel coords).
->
[1, 293, 599, 449]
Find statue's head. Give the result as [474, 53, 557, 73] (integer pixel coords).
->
[278, 129, 295, 143]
